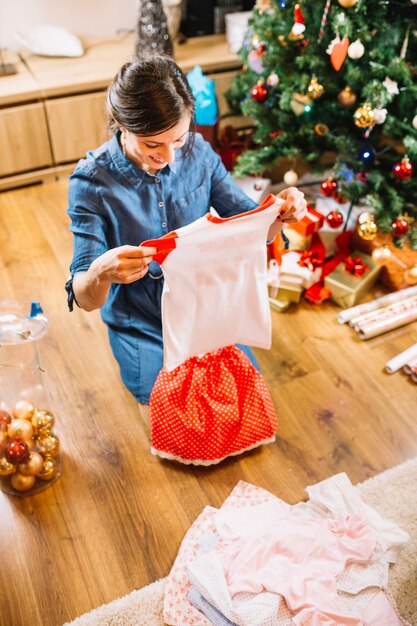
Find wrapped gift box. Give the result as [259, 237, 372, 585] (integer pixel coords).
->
[285, 206, 324, 237]
[324, 250, 381, 308]
[279, 251, 322, 288]
[236, 176, 272, 204]
[269, 296, 292, 312]
[281, 228, 313, 251]
[350, 230, 417, 292]
[315, 197, 374, 231]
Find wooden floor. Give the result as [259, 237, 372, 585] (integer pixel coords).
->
[0, 180, 416, 626]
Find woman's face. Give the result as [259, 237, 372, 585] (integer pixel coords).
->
[122, 114, 191, 174]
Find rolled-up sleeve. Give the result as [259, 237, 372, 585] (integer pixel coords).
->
[67, 168, 109, 275]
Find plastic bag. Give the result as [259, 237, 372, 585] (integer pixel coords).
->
[186, 65, 218, 126]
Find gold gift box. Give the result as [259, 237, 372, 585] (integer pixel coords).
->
[324, 250, 381, 309]
[268, 278, 303, 304]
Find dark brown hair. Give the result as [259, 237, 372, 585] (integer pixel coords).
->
[107, 55, 195, 141]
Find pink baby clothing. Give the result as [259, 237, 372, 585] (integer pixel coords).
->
[211, 507, 376, 626]
[141, 194, 283, 371]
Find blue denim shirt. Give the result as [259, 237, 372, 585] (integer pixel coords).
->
[67, 131, 258, 337]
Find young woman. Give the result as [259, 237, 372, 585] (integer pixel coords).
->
[66, 54, 307, 422]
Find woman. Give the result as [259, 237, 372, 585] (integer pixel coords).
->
[66, 54, 307, 422]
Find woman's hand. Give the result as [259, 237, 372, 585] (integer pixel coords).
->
[90, 245, 157, 285]
[73, 245, 157, 311]
[277, 187, 307, 223]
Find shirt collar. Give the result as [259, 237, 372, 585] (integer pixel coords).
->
[110, 131, 178, 187]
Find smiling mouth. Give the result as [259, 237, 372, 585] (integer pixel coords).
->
[150, 156, 165, 164]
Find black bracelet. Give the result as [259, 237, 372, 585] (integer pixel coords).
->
[65, 276, 80, 312]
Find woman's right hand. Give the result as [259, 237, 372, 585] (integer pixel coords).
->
[90, 245, 157, 285]
[73, 245, 157, 311]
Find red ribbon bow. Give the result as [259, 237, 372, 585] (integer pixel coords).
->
[298, 250, 323, 272]
[344, 256, 369, 276]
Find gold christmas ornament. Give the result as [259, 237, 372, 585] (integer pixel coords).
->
[413, 115, 417, 130]
[307, 76, 325, 100]
[358, 211, 375, 224]
[283, 169, 299, 185]
[36, 432, 60, 457]
[338, 86, 357, 107]
[404, 264, 417, 285]
[291, 93, 312, 116]
[314, 123, 330, 136]
[8, 418, 33, 442]
[337, 0, 359, 6]
[356, 220, 378, 240]
[10, 472, 36, 492]
[38, 457, 57, 481]
[372, 246, 392, 266]
[18, 452, 44, 476]
[0, 456, 17, 476]
[353, 103, 375, 128]
[0, 430, 6, 454]
[31, 409, 55, 435]
[12, 400, 35, 420]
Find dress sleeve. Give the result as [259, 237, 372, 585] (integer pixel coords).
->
[208, 148, 258, 217]
[67, 167, 109, 276]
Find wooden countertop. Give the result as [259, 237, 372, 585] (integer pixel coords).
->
[0, 49, 42, 106]
[15, 33, 241, 100]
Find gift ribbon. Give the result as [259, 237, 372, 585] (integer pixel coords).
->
[304, 231, 351, 304]
[344, 256, 369, 277]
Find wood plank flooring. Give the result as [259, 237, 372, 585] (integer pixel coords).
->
[0, 180, 416, 626]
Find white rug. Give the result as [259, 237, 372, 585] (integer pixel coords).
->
[64, 457, 417, 626]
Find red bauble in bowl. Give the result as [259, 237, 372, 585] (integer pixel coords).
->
[391, 218, 409, 237]
[5, 439, 30, 465]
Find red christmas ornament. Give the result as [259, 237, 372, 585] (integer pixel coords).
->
[250, 83, 268, 103]
[294, 3, 305, 23]
[5, 439, 30, 465]
[326, 210, 344, 229]
[392, 156, 413, 180]
[333, 192, 347, 204]
[0, 410, 12, 431]
[320, 178, 338, 197]
[391, 218, 410, 237]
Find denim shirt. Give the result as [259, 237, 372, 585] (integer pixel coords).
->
[67, 131, 258, 337]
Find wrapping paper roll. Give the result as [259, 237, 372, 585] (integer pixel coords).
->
[358, 304, 417, 340]
[337, 284, 417, 324]
[404, 357, 417, 375]
[352, 296, 417, 332]
[385, 343, 417, 374]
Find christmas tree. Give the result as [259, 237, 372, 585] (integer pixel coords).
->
[134, 0, 173, 57]
[226, 0, 417, 247]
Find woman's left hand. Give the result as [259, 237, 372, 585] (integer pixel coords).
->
[277, 187, 307, 223]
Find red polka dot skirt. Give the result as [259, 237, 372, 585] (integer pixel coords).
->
[150, 346, 277, 465]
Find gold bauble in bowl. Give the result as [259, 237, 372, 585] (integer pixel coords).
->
[18, 452, 45, 476]
[31, 409, 55, 435]
[357, 220, 378, 240]
[12, 400, 35, 420]
[35, 432, 60, 457]
[10, 472, 36, 492]
[404, 264, 417, 286]
[38, 457, 57, 481]
[353, 103, 375, 128]
[0, 456, 17, 476]
[8, 418, 33, 442]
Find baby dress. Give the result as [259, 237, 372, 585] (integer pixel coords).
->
[141, 194, 283, 465]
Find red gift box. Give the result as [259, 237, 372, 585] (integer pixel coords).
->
[286, 206, 324, 237]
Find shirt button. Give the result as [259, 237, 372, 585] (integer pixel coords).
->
[159, 201, 164, 207]
[162, 221, 167, 227]
[155, 177, 160, 183]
